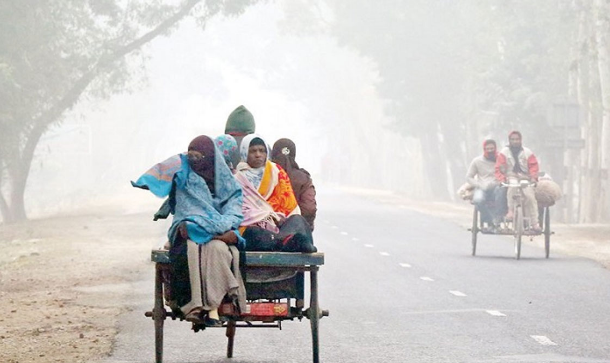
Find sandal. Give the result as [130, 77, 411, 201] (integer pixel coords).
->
[204, 316, 223, 327]
[184, 307, 204, 323]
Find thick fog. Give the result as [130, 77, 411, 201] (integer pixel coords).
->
[2, 0, 609, 223]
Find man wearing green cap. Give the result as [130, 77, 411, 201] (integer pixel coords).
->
[225, 105, 256, 168]
[225, 105, 255, 145]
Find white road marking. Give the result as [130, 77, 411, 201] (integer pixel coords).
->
[399, 263, 412, 268]
[331, 225, 338, 229]
[486, 310, 506, 317]
[400, 308, 496, 315]
[379, 252, 390, 256]
[530, 335, 557, 346]
[364, 244, 374, 248]
[340, 231, 348, 235]
[449, 290, 467, 297]
[399, 205, 408, 209]
[352, 237, 360, 241]
[420, 276, 434, 281]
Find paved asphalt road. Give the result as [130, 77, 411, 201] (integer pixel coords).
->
[100, 188, 610, 363]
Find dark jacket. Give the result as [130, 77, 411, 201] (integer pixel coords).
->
[288, 167, 317, 230]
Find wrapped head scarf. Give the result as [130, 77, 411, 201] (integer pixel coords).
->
[271, 138, 300, 173]
[214, 134, 239, 170]
[239, 134, 270, 189]
[483, 139, 497, 162]
[188, 135, 216, 194]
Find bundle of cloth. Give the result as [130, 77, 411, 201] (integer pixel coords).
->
[457, 183, 475, 201]
[535, 179, 562, 208]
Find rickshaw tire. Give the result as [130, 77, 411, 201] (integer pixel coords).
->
[544, 207, 551, 259]
[471, 208, 478, 256]
[226, 320, 236, 358]
[310, 269, 320, 363]
[154, 264, 165, 363]
[514, 206, 523, 260]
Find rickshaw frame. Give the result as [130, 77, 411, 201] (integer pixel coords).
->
[145, 249, 328, 363]
[470, 180, 552, 259]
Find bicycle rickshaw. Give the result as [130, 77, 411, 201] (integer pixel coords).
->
[469, 177, 553, 259]
[146, 248, 328, 363]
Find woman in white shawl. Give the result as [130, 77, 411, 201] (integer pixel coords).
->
[234, 134, 316, 253]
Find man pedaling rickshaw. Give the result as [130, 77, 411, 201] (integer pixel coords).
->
[495, 130, 541, 233]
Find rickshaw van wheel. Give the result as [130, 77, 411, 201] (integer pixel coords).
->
[514, 206, 523, 260]
[154, 265, 165, 363]
[544, 207, 551, 259]
[471, 208, 478, 256]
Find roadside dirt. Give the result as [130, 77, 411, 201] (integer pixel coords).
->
[0, 194, 164, 363]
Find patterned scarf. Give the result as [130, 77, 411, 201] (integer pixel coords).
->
[214, 134, 239, 170]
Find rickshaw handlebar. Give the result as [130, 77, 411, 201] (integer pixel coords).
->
[501, 180, 536, 188]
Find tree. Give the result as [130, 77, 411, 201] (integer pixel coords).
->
[282, 0, 609, 220]
[284, 1, 576, 202]
[595, 0, 610, 222]
[574, 0, 610, 222]
[0, 0, 255, 223]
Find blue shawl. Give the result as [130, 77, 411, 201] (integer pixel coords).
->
[132, 148, 245, 247]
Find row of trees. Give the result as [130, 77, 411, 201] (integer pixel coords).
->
[314, 0, 609, 222]
[572, 0, 610, 222]
[2, 1, 608, 223]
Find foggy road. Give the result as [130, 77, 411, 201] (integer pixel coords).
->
[6, 2, 610, 363]
[99, 187, 610, 363]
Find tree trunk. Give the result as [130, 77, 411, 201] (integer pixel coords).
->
[585, 24, 603, 223]
[441, 120, 466, 202]
[576, 2, 598, 223]
[576, 10, 590, 222]
[6, 122, 48, 221]
[9, 182, 27, 221]
[0, 190, 11, 223]
[595, 0, 610, 221]
[0, 162, 11, 223]
[420, 126, 450, 199]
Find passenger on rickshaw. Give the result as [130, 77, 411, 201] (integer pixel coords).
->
[495, 130, 541, 232]
[235, 134, 316, 253]
[214, 134, 239, 172]
[132, 135, 247, 327]
[271, 138, 317, 231]
[151, 107, 248, 221]
[466, 139, 504, 231]
[224, 105, 256, 168]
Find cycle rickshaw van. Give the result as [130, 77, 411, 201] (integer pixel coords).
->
[147, 247, 328, 363]
[468, 176, 560, 259]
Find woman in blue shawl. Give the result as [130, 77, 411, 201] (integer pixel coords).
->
[132, 135, 246, 326]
